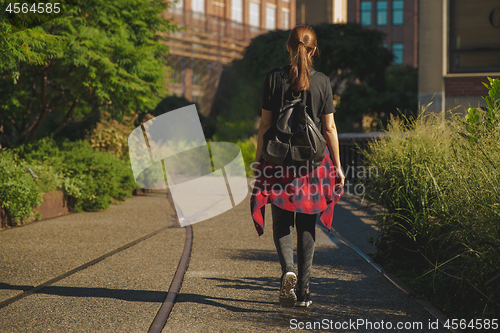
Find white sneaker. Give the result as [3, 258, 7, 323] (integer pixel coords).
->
[279, 272, 297, 308]
[295, 290, 312, 307]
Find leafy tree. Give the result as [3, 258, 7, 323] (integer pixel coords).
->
[383, 64, 418, 115]
[0, 22, 60, 83]
[338, 64, 418, 132]
[211, 23, 401, 140]
[0, 0, 179, 147]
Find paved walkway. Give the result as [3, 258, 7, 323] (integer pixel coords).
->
[165, 193, 448, 332]
[0, 192, 184, 332]
[0, 191, 449, 332]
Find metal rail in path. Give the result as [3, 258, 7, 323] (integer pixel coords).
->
[0, 224, 194, 333]
[0, 226, 169, 309]
[148, 225, 193, 332]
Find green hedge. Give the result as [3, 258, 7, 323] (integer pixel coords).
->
[0, 151, 43, 222]
[1, 138, 137, 224]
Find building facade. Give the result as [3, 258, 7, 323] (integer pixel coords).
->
[418, 0, 500, 114]
[164, 0, 296, 115]
[347, 0, 418, 67]
[296, 0, 348, 25]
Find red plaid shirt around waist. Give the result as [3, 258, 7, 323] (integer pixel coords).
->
[250, 148, 343, 236]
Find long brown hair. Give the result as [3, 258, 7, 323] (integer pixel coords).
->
[287, 25, 318, 92]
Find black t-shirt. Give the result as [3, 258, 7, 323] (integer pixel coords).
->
[261, 65, 335, 129]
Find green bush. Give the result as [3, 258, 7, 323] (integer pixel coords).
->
[0, 151, 42, 223]
[460, 77, 500, 143]
[363, 107, 500, 319]
[13, 137, 137, 213]
[236, 136, 257, 177]
[85, 118, 133, 159]
[57, 140, 136, 211]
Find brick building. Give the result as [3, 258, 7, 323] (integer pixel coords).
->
[346, 0, 418, 67]
[418, 0, 500, 114]
[295, 1, 418, 67]
[163, 0, 296, 115]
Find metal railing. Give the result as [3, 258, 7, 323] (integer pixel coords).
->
[167, 9, 266, 43]
[338, 132, 386, 182]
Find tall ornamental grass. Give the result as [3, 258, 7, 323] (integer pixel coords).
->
[363, 78, 500, 319]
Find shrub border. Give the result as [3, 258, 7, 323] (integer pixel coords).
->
[0, 188, 148, 230]
[0, 190, 71, 230]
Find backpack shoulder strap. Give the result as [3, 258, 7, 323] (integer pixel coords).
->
[280, 67, 317, 106]
[279, 67, 288, 108]
[302, 69, 317, 106]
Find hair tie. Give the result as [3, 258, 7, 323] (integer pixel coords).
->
[298, 41, 305, 46]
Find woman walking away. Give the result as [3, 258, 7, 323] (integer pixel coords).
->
[251, 25, 345, 308]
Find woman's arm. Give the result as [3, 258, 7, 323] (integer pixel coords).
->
[254, 109, 274, 164]
[322, 113, 345, 189]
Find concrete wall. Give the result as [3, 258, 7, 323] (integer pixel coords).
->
[417, 0, 444, 114]
[297, 0, 329, 25]
[296, 0, 347, 25]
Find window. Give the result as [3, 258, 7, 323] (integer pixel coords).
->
[360, 1, 372, 26]
[168, 55, 184, 84]
[250, 2, 260, 28]
[193, 59, 210, 86]
[281, 9, 290, 30]
[232, 0, 243, 23]
[392, 43, 403, 64]
[333, 0, 346, 23]
[192, 0, 204, 13]
[266, 5, 276, 30]
[392, 0, 404, 25]
[448, 0, 500, 73]
[376, 1, 387, 26]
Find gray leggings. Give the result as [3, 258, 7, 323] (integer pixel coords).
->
[271, 204, 316, 292]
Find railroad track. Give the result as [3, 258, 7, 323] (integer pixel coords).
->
[0, 224, 193, 333]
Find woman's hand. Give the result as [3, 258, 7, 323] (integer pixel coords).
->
[322, 113, 344, 191]
[335, 166, 345, 191]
